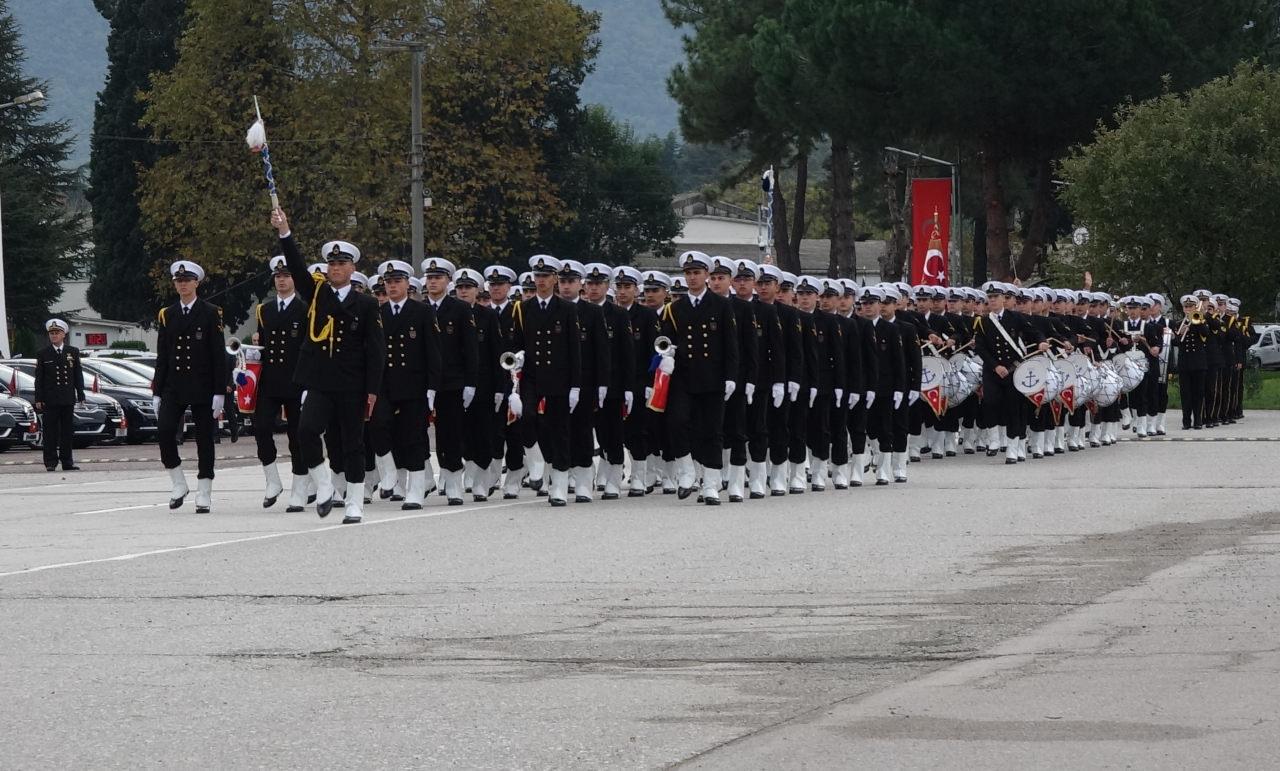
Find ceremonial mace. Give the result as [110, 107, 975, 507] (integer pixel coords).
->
[244, 96, 279, 210]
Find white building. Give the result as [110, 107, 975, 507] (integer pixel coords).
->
[49, 279, 156, 351]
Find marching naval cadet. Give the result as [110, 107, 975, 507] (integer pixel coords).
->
[485, 265, 529, 500]
[1174, 294, 1209, 429]
[421, 257, 478, 505]
[614, 266, 660, 497]
[33, 318, 85, 472]
[454, 267, 503, 501]
[841, 282, 878, 487]
[559, 260, 610, 503]
[508, 255, 582, 506]
[1144, 293, 1171, 435]
[272, 207, 384, 524]
[974, 282, 1047, 464]
[804, 277, 845, 491]
[709, 256, 758, 503]
[369, 259, 442, 511]
[879, 285, 919, 482]
[508, 269, 550, 494]
[659, 251, 739, 504]
[737, 260, 786, 500]
[860, 285, 904, 485]
[824, 279, 862, 488]
[755, 265, 802, 495]
[253, 255, 310, 510]
[779, 271, 818, 494]
[583, 263, 634, 500]
[641, 270, 678, 494]
[152, 260, 227, 512]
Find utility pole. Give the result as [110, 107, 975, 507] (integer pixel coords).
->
[373, 42, 427, 264]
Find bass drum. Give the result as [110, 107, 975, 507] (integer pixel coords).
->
[1012, 356, 1053, 402]
[1065, 351, 1096, 404]
[1114, 353, 1145, 393]
[920, 355, 951, 398]
[1054, 358, 1080, 408]
[1092, 361, 1123, 407]
[951, 352, 983, 402]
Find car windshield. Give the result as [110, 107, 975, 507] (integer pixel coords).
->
[85, 359, 151, 386]
[0, 365, 36, 391]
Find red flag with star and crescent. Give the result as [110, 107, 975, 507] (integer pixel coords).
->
[910, 179, 952, 287]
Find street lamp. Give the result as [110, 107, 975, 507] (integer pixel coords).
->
[0, 89, 45, 358]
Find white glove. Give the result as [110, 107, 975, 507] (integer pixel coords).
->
[644, 386, 653, 403]
[834, 388, 844, 407]
[744, 382, 755, 404]
[426, 389, 435, 412]
[300, 390, 307, 406]
[847, 391, 861, 409]
[893, 391, 903, 410]
[494, 392, 505, 412]
[462, 386, 475, 409]
[724, 381, 736, 401]
[865, 391, 875, 410]
[151, 395, 162, 412]
[598, 385, 608, 408]
[508, 392, 523, 419]
[787, 381, 800, 402]
[908, 390, 920, 406]
[771, 383, 784, 408]
[211, 394, 225, 417]
[624, 391, 634, 415]
[569, 387, 580, 413]
[808, 387, 818, 407]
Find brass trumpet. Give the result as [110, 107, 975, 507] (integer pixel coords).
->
[500, 350, 524, 371]
[654, 335, 675, 355]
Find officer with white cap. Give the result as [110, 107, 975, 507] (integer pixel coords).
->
[753, 263, 802, 495]
[271, 208, 385, 524]
[709, 256, 758, 503]
[738, 260, 786, 499]
[613, 265, 660, 498]
[583, 263, 635, 500]
[153, 259, 227, 512]
[509, 254, 582, 506]
[453, 267, 503, 501]
[33, 318, 85, 472]
[420, 256, 478, 505]
[253, 254, 310, 510]
[557, 259, 610, 502]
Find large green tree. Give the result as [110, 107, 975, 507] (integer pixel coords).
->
[1060, 62, 1280, 314]
[86, 0, 184, 322]
[0, 1, 85, 345]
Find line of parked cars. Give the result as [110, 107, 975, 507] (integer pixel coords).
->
[0, 351, 200, 452]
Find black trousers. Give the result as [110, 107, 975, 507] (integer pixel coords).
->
[299, 390, 366, 483]
[847, 399, 869, 455]
[867, 388, 894, 453]
[369, 396, 428, 472]
[41, 404, 74, 468]
[158, 397, 216, 478]
[462, 390, 497, 470]
[1180, 369, 1206, 428]
[434, 389, 465, 472]
[253, 394, 305, 475]
[533, 394, 571, 471]
[723, 390, 749, 466]
[745, 387, 773, 464]
[667, 389, 725, 469]
[595, 397, 626, 466]
[982, 372, 1026, 440]
[830, 402, 850, 465]
[787, 397, 809, 464]
[623, 398, 652, 461]
[569, 399, 597, 468]
[1201, 368, 1220, 424]
[806, 392, 832, 460]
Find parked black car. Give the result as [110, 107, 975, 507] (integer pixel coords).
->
[0, 363, 125, 448]
[0, 393, 39, 452]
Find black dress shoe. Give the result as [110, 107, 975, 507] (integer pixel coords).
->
[602, 492, 619, 500]
[45, 465, 57, 472]
[448, 498, 463, 506]
[627, 490, 646, 498]
[263, 493, 280, 509]
[401, 502, 422, 511]
[504, 493, 519, 500]
[528, 478, 544, 492]
[946, 451, 957, 457]
[875, 478, 889, 486]
[749, 491, 765, 499]
[316, 496, 335, 518]
[307, 494, 317, 504]
[729, 495, 743, 503]
[63, 465, 80, 471]
[286, 505, 304, 513]
[549, 498, 566, 507]
[677, 486, 695, 500]
[771, 489, 786, 496]
[986, 449, 999, 457]
[341, 515, 361, 524]
[1005, 458, 1018, 465]
[169, 493, 186, 510]
[704, 496, 720, 506]
[379, 488, 393, 500]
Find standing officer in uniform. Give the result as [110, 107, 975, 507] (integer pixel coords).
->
[509, 255, 582, 506]
[754, 265, 800, 495]
[709, 256, 758, 502]
[370, 259, 441, 510]
[454, 267, 502, 501]
[738, 261, 785, 499]
[33, 318, 85, 472]
[152, 260, 227, 512]
[659, 251, 739, 505]
[272, 207, 384, 524]
[861, 286, 904, 486]
[485, 265, 525, 498]
[1174, 294, 1210, 429]
[584, 263, 634, 500]
[974, 283, 1047, 464]
[614, 266, 659, 497]
[253, 255, 309, 510]
[560, 260, 610, 502]
[795, 276, 843, 491]
[421, 257, 478, 505]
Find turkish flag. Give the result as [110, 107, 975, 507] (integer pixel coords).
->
[923, 386, 945, 418]
[1059, 385, 1076, 413]
[910, 179, 952, 286]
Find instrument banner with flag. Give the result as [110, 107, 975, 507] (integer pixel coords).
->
[910, 178, 952, 286]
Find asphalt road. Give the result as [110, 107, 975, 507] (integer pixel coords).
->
[2, 416, 1278, 768]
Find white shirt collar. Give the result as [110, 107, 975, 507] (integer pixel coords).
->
[687, 288, 708, 303]
[180, 299, 196, 312]
[333, 284, 351, 302]
[277, 294, 295, 309]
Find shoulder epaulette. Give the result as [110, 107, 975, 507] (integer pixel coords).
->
[256, 303, 264, 328]
[157, 307, 167, 327]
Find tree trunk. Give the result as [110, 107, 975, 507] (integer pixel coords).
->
[769, 155, 793, 270]
[979, 137, 1012, 281]
[1013, 152, 1054, 281]
[882, 154, 906, 282]
[787, 150, 808, 274]
[972, 211, 987, 286]
[827, 137, 855, 278]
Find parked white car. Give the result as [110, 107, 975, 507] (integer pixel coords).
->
[1248, 325, 1280, 369]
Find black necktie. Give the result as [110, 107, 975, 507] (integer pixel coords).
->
[393, 304, 400, 316]
[279, 301, 285, 313]
[183, 306, 190, 316]
[693, 297, 699, 308]
[541, 300, 548, 311]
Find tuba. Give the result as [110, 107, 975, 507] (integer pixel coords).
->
[647, 336, 677, 412]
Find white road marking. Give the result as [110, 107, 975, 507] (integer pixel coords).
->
[71, 504, 163, 516]
[0, 498, 538, 579]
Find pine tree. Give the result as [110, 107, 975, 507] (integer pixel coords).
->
[0, 0, 85, 346]
[86, 0, 184, 323]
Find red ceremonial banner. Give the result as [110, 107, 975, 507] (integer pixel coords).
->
[910, 178, 952, 286]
